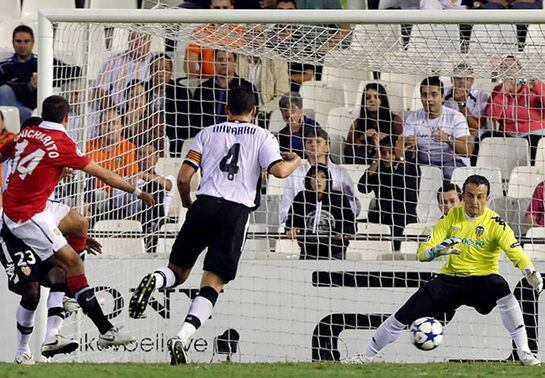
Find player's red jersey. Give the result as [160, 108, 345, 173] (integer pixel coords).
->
[0, 121, 90, 222]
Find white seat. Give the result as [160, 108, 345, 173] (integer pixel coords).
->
[399, 222, 433, 257]
[378, 73, 425, 112]
[300, 80, 346, 127]
[0, 106, 20, 133]
[489, 196, 531, 238]
[342, 164, 373, 220]
[266, 175, 285, 196]
[89, 0, 138, 8]
[268, 109, 285, 133]
[156, 157, 200, 218]
[243, 223, 270, 256]
[0, 0, 21, 20]
[329, 134, 345, 164]
[93, 220, 145, 256]
[451, 167, 503, 198]
[533, 138, 545, 173]
[320, 65, 372, 106]
[524, 227, 545, 261]
[476, 138, 529, 182]
[406, 24, 460, 56]
[471, 24, 518, 55]
[417, 166, 443, 224]
[507, 166, 544, 198]
[326, 106, 357, 138]
[156, 223, 179, 254]
[356, 222, 391, 235]
[273, 239, 299, 259]
[21, 0, 75, 21]
[346, 240, 393, 260]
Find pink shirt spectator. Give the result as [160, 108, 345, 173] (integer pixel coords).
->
[528, 181, 545, 226]
[486, 80, 545, 135]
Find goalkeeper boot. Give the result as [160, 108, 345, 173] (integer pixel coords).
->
[341, 353, 374, 364]
[41, 335, 79, 358]
[98, 327, 136, 348]
[129, 273, 156, 319]
[168, 337, 189, 365]
[14, 351, 34, 365]
[519, 350, 541, 366]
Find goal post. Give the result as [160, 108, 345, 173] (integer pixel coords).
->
[22, 7, 545, 363]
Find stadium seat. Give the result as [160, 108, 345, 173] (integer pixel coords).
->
[329, 134, 345, 164]
[93, 220, 146, 256]
[451, 167, 503, 198]
[326, 106, 357, 138]
[341, 164, 373, 220]
[0, 0, 21, 21]
[243, 223, 270, 257]
[476, 138, 529, 183]
[21, 0, 75, 21]
[406, 24, 460, 56]
[524, 227, 545, 261]
[321, 65, 372, 106]
[300, 80, 347, 127]
[346, 240, 392, 260]
[356, 222, 391, 235]
[533, 138, 545, 173]
[268, 109, 284, 133]
[399, 222, 433, 258]
[489, 196, 532, 238]
[156, 222, 178, 254]
[378, 73, 425, 112]
[507, 166, 544, 199]
[89, 0, 138, 8]
[470, 24, 518, 55]
[0, 106, 20, 133]
[272, 239, 300, 259]
[417, 166, 443, 224]
[156, 157, 200, 218]
[266, 174, 285, 196]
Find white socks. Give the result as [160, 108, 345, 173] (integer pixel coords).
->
[45, 291, 65, 344]
[177, 296, 214, 345]
[497, 293, 530, 353]
[153, 267, 177, 289]
[364, 314, 406, 357]
[16, 304, 35, 355]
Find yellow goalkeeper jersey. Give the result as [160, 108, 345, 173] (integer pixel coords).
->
[418, 206, 532, 276]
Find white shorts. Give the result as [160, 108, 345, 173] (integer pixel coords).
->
[3, 201, 71, 261]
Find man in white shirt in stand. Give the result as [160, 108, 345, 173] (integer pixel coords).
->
[280, 127, 358, 223]
[402, 76, 473, 180]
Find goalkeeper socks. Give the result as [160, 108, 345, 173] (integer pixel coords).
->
[497, 293, 531, 353]
[153, 267, 177, 289]
[45, 286, 66, 344]
[177, 286, 219, 345]
[16, 303, 35, 354]
[68, 274, 113, 335]
[364, 314, 406, 357]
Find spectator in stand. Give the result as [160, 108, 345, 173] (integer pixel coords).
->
[146, 54, 191, 157]
[286, 164, 356, 260]
[121, 80, 165, 154]
[95, 31, 154, 107]
[113, 144, 176, 253]
[258, 0, 277, 7]
[85, 108, 138, 219]
[443, 63, 489, 164]
[485, 55, 545, 163]
[401, 76, 473, 180]
[280, 127, 358, 223]
[184, 0, 245, 78]
[345, 82, 403, 164]
[0, 25, 81, 123]
[358, 136, 419, 250]
[238, 55, 290, 125]
[277, 92, 320, 158]
[191, 50, 258, 129]
[526, 181, 545, 227]
[62, 80, 101, 145]
[0, 110, 15, 207]
[437, 181, 463, 217]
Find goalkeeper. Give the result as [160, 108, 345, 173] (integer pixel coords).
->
[348, 174, 542, 366]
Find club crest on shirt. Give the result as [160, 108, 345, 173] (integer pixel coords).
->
[475, 226, 484, 238]
[21, 265, 31, 276]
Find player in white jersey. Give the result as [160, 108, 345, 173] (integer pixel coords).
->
[129, 85, 301, 365]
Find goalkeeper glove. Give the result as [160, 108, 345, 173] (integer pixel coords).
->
[423, 236, 462, 261]
[523, 267, 543, 294]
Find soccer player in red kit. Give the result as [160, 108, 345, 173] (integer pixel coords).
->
[0, 95, 155, 347]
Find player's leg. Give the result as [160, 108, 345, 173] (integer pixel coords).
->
[129, 199, 209, 319]
[169, 200, 249, 365]
[40, 266, 79, 358]
[470, 275, 540, 366]
[14, 281, 40, 365]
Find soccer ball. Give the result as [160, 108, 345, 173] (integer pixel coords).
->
[409, 317, 443, 351]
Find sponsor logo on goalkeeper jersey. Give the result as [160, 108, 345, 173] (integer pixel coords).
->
[459, 238, 485, 248]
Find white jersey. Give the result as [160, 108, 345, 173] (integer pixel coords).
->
[185, 121, 282, 209]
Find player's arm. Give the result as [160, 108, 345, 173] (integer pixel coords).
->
[177, 162, 196, 208]
[418, 214, 460, 261]
[496, 221, 543, 293]
[269, 151, 301, 178]
[82, 161, 155, 206]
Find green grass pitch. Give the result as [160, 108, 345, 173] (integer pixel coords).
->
[0, 362, 544, 378]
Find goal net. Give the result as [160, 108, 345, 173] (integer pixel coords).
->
[20, 8, 545, 363]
